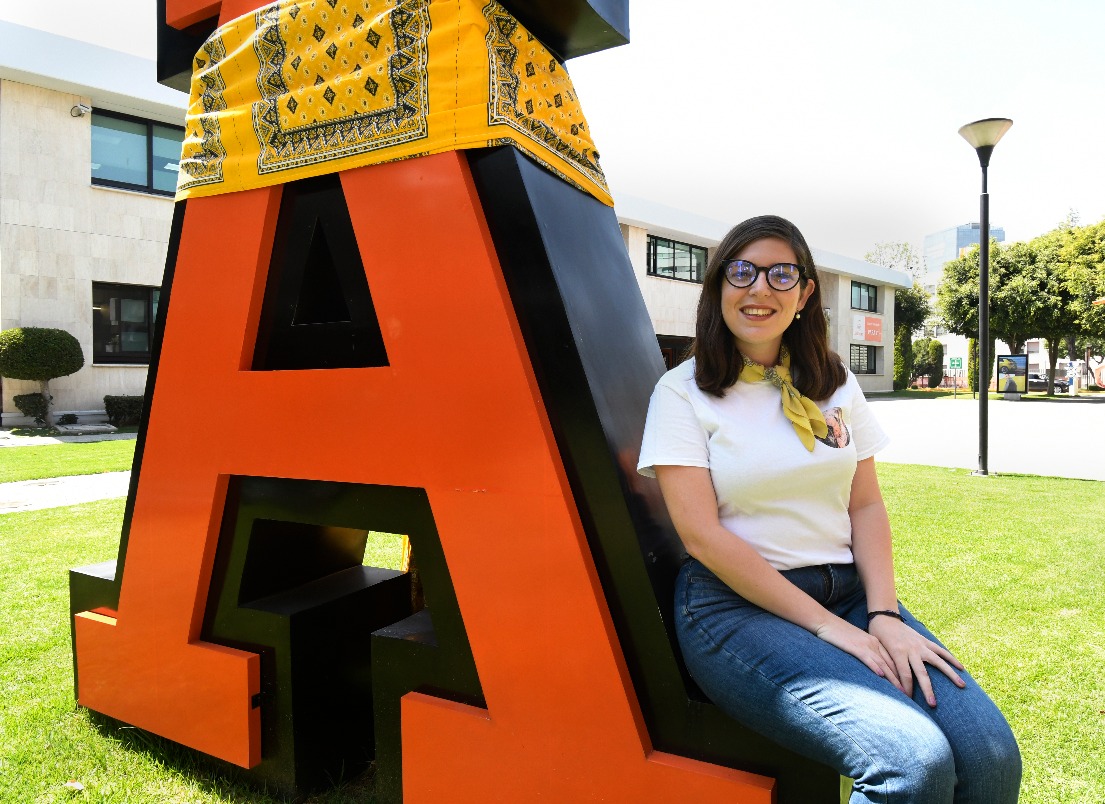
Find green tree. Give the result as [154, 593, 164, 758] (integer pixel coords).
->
[967, 338, 979, 393]
[1061, 218, 1105, 344]
[926, 340, 945, 389]
[893, 325, 912, 390]
[912, 338, 938, 385]
[0, 327, 84, 427]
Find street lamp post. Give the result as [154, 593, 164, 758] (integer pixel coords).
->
[958, 117, 1012, 477]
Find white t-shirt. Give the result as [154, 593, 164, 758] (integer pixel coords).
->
[637, 358, 889, 570]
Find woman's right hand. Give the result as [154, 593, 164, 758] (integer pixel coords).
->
[813, 617, 905, 693]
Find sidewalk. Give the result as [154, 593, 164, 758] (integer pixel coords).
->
[868, 395, 1105, 481]
[0, 471, 131, 513]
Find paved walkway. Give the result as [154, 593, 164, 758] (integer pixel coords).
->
[0, 471, 131, 513]
[868, 395, 1105, 481]
[0, 397, 1100, 514]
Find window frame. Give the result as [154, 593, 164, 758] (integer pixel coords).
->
[849, 344, 877, 375]
[850, 280, 878, 313]
[91, 282, 161, 365]
[90, 109, 184, 197]
[646, 235, 709, 284]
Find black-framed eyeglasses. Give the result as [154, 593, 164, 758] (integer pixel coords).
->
[722, 260, 806, 291]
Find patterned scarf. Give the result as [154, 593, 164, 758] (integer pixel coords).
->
[175, 0, 609, 206]
[740, 347, 827, 452]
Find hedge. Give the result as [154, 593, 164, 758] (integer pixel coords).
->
[104, 395, 144, 427]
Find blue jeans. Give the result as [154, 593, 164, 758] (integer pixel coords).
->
[675, 559, 1021, 803]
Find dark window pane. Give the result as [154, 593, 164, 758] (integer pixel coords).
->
[92, 114, 147, 187]
[92, 283, 158, 364]
[152, 124, 184, 193]
[647, 235, 707, 284]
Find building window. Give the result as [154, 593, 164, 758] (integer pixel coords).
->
[647, 235, 708, 283]
[91, 110, 184, 196]
[851, 281, 878, 312]
[850, 344, 877, 375]
[92, 283, 160, 364]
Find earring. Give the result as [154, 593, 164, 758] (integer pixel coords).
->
[795, 311, 802, 320]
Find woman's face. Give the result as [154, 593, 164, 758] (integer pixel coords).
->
[720, 237, 816, 365]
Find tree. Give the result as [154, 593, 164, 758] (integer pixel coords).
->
[912, 338, 938, 386]
[0, 327, 84, 427]
[893, 282, 930, 337]
[926, 340, 944, 389]
[1062, 218, 1105, 344]
[864, 242, 926, 282]
[893, 325, 912, 390]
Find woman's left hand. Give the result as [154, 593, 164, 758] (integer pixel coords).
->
[867, 616, 966, 707]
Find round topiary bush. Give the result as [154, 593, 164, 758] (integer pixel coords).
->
[0, 327, 84, 381]
[0, 327, 85, 426]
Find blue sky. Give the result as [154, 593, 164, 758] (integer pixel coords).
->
[4, 0, 1103, 260]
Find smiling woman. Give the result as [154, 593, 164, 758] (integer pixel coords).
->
[638, 215, 1022, 803]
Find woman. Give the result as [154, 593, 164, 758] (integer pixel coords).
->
[638, 216, 1020, 803]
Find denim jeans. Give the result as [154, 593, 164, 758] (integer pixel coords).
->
[675, 559, 1021, 803]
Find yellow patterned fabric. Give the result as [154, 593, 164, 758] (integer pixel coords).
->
[176, 0, 610, 205]
[739, 348, 828, 452]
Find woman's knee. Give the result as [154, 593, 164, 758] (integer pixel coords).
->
[851, 718, 956, 803]
[953, 720, 1022, 801]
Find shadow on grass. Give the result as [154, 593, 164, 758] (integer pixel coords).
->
[86, 711, 378, 804]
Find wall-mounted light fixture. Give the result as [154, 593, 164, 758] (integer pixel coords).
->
[70, 103, 92, 117]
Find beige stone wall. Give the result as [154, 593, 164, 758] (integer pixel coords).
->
[0, 79, 175, 421]
[621, 223, 707, 338]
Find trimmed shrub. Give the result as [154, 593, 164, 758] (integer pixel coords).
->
[0, 327, 85, 426]
[0, 327, 83, 382]
[13, 393, 48, 425]
[893, 326, 912, 391]
[968, 338, 979, 393]
[927, 340, 944, 390]
[57, 413, 79, 425]
[104, 395, 144, 426]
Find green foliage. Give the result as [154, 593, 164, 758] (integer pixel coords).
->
[937, 217, 1105, 354]
[57, 413, 79, 425]
[968, 338, 979, 393]
[911, 338, 937, 384]
[926, 340, 944, 389]
[0, 327, 84, 382]
[13, 393, 48, 425]
[893, 283, 930, 336]
[893, 325, 912, 390]
[104, 395, 144, 427]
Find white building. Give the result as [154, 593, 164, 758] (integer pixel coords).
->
[0, 22, 186, 423]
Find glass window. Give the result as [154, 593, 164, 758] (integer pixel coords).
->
[91, 111, 184, 196]
[850, 344, 877, 375]
[92, 283, 161, 364]
[851, 281, 878, 312]
[647, 236, 708, 283]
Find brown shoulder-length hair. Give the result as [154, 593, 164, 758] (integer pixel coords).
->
[691, 215, 846, 400]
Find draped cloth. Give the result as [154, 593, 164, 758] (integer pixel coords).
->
[175, 0, 611, 205]
[740, 348, 829, 452]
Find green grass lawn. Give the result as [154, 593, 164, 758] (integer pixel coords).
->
[1, 465, 1102, 802]
[0, 440, 137, 484]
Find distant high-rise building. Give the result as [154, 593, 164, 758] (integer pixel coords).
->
[923, 222, 1005, 279]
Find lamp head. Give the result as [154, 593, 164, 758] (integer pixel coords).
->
[958, 118, 1012, 168]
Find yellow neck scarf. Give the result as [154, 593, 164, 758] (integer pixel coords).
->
[739, 348, 827, 452]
